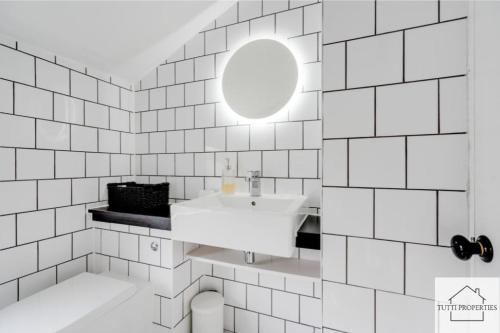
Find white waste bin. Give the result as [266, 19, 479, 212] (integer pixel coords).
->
[191, 291, 224, 333]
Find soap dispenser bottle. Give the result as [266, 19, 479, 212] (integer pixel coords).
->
[221, 158, 236, 195]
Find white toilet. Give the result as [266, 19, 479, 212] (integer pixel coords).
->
[0, 272, 152, 333]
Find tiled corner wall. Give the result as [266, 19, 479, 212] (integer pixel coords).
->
[92, 222, 322, 333]
[133, 1, 323, 332]
[198, 259, 322, 333]
[322, 1, 470, 332]
[134, 0, 322, 214]
[0, 36, 135, 310]
[91, 223, 198, 333]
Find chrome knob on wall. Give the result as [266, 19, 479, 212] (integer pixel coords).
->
[150, 241, 159, 252]
[451, 235, 494, 263]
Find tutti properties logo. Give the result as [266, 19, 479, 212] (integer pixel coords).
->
[435, 278, 499, 333]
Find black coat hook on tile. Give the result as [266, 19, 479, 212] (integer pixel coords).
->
[451, 235, 494, 263]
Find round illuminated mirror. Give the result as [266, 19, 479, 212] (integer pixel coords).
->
[222, 39, 298, 119]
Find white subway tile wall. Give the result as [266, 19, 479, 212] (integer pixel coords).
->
[131, 1, 322, 332]
[322, 1, 468, 332]
[0, 36, 134, 310]
[92, 224, 197, 332]
[0, 2, 469, 332]
[135, 1, 322, 212]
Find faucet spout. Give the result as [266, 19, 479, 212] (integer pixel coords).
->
[246, 170, 261, 197]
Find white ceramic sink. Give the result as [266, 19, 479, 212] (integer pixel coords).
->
[171, 193, 307, 258]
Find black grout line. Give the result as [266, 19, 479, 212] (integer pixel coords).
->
[402, 30, 406, 82]
[437, 79, 441, 133]
[324, 73, 466, 93]
[323, 231, 453, 249]
[344, 41, 348, 89]
[373, 87, 377, 136]
[436, 191, 440, 245]
[322, 16, 467, 47]
[438, 0, 441, 22]
[1, 4, 471, 328]
[373, 189, 376, 238]
[404, 136, 408, 188]
[403, 243, 407, 294]
[346, 139, 350, 187]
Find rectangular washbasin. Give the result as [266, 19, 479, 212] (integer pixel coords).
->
[171, 193, 307, 258]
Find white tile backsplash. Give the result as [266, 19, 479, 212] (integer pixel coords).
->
[407, 134, 467, 190]
[276, 8, 303, 38]
[377, 80, 438, 136]
[440, 76, 468, 133]
[195, 55, 215, 81]
[377, 291, 434, 333]
[323, 0, 374, 43]
[224, 279, 247, 308]
[71, 125, 98, 152]
[185, 81, 204, 105]
[0, 3, 473, 333]
[0, 114, 35, 148]
[17, 149, 54, 180]
[15, 84, 53, 120]
[0, 45, 35, 85]
[38, 179, 72, 209]
[349, 137, 406, 188]
[376, 0, 437, 33]
[98, 81, 119, 108]
[0, 215, 16, 250]
[17, 209, 55, 245]
[322, 2, 468, 333]
[322, 187, 373, 237]
[0, 243, 38, 284]
[71, 71, 97, 102]
[206, 28, 227, 55]
[56, 205, 85, 235]
[54, 94, 84, 125]
[0, 181, 37, 215]
[260, 314, 285, 333]
[85, 102, 109, 129]
[235, 308, 258, 333]
[247, 284, 272, 314]
[323, 88, 374, 138]
[406, 244, 469, 299]
[0, 280, 18, 310]
[347, 31, 403, 88]
[0, 79, 13, 114]
[322, 234, 346, 283]
[150, 88, 166, 110]
[406, 19, 467, 81]
[38, 235, 72, 270]
[441, 0, 468, 21]
[375, 189, 437, 244]
[36, 120, 70, 150]
[323, 43, 345, 91]
[348, 237, 404, 293]
[19, 267, 56, 300]
[323, 282, 374, 332]
[438, 191, 468, 246]
[272, 290, 299, 321]
[299, 296, 322, 328]
[276, 122, 303, 150]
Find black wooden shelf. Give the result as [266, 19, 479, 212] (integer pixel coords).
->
[88, 207, 171, 231]
[89, 207, 320, 250]
[295, 215, 320, 250]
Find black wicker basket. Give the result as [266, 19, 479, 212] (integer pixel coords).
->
[107, 182, 170, 217]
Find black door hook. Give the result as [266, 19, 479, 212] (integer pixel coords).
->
[451, 235, 494, 263]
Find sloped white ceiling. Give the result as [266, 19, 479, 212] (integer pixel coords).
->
[0, 0, 235, 84]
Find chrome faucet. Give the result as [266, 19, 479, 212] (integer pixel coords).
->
[246, 170, 261, 197]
